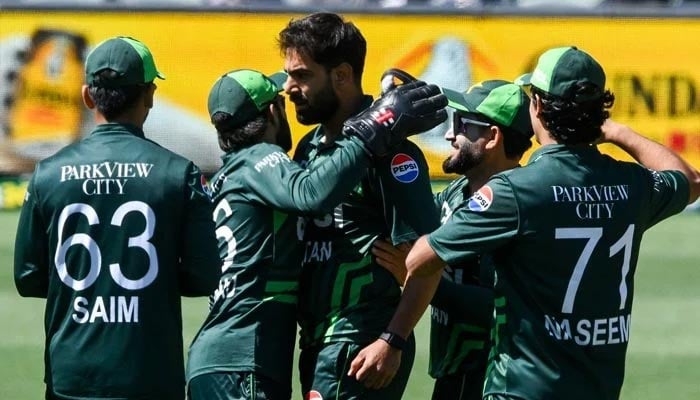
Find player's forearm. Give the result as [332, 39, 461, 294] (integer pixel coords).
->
[605, 121, 700, 202]
[386, 269, 442, 339]
[14, 259, 48, 298]
[386, 236, 446, 338]
[286, 138, 370, 213]
[431, 279, 493, 326]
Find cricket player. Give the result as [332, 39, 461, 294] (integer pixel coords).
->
[186, 69, 446, 399]
[373, 80, 534, 400]
[14, 36, 222, 399]
[278, 12, 443, 399]
[349, 46, 700, 400]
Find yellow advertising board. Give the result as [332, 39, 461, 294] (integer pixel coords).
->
[1, 11, 699, 181]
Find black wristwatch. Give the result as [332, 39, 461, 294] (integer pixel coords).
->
[379, 331, 407, 351]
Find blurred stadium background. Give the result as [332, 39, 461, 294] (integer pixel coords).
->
[0, 0, 699, 399]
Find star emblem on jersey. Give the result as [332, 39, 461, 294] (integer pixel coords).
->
[391, 153, 419, 183]
[467, 185, 493, 212]
[372, 107, 395, 127]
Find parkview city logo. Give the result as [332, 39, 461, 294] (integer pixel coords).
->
[391, 153, 419, 183]
[468, 185, 493, 212]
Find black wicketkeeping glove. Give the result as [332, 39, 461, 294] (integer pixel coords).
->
[342, 68, 448, 158]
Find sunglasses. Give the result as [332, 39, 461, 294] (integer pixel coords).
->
[453, 113, 491, 136]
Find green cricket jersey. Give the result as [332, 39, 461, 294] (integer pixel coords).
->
[186, 139, 370, 389]
[429, 176, 492, 379]
[428, 144, 690, 400]
[294, 121, 440, 349]
[14, 123, 221, 400]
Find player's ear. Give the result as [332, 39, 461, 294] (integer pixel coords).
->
[484, 125, 500, 150]
[331, 62, 352, 88]
[144, 83, 156, 109]
[81, 85, 95, 109]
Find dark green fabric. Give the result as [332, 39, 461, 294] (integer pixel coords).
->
[428, 144, 690, 400]
[188, 371, 290, 400]
[429, 176, 492, 380]
[85, 37, 164, 87]
[432, 371, 486, 400]
[207, 70, 286, 126]
[186, 140, 370, 389]
[14, 123, 221, 400]
[299, 336, 415, 400]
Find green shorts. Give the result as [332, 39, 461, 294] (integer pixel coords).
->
[188, 371, 291, 400]
[299, 334, 415, 400]
[432, 372, 485, 400]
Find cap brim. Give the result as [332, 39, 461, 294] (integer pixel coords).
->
[268, 71, 288, 91]
[441, 87, 470, 112]
[514, 73, 532, 86]
[156, 71, 166, 80]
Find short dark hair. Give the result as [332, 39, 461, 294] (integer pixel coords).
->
[88, 69, 151, 120]
[278, 12, 366, 84]
[211, 112, 267, 153]
[500, 124, 533, 159]
[531, 83, 615, 145]
[467, 113, 533, 160]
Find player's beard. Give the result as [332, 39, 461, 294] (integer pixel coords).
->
[442, 143, 484, 175]
[290, 76, 340, 126]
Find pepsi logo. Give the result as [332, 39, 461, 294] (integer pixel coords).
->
[391, 153, 419, 183]
[467, 185, 493, 212]
[306, 390, 324, 400]
[200, 174, 212, 198]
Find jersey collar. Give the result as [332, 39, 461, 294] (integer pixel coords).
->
[307, 95, 374, 150]
[90, 123, 146, 138]
[527, 143, 602, 165]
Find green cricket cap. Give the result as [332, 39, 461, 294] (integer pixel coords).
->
[207, 69, 288, 127]
[85, 36, 164, 87]
[442, 80, 534, 138]
[515, 46, 605, 101]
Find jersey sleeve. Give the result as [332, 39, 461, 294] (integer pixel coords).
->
[428, 176, 519, 265]
[14, 171, 49, 298]
[247, 138, 370, 215]
[379, 141, 440, 244]
[643, 169, 690, 228]
[178, 163, 221, 296]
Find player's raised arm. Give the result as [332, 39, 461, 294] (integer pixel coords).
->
[602, 119, 700, 204]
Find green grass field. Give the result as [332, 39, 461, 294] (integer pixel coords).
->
[1, 209, 699, 399]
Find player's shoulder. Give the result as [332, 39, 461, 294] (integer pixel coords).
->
[392, 138, 425, 155]
[296, 127, 320, 150]
[443, 175, 470, 196]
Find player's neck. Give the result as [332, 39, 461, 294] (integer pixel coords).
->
[466, 158, 520, 192]
[96, 107, 146, 130]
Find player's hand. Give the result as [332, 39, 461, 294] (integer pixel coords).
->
[342, 68, 447, 158]
[599, 118, 628, 145]
[347, 339, 402, 389]
[373, 240, 411, 287]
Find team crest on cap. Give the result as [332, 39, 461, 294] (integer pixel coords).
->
[306, 390, 323, 400]
[391, 153, 419, 183]
[467, 185, 493, 212]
